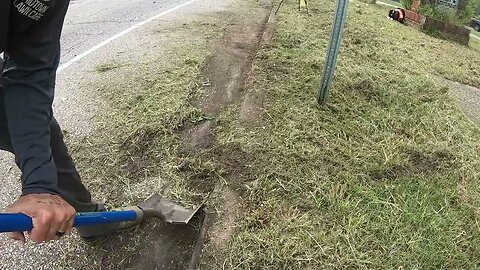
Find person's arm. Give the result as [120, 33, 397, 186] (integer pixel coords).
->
[3, 0, 70, 195]
[3, 45, 60, 195]
[3, 0, 76, 243]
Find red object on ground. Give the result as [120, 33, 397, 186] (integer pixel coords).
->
[397, 8, 405, 23]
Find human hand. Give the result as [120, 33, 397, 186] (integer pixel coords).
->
[5, 194, 76, 243]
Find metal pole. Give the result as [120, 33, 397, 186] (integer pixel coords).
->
[317, 0, 349, 104]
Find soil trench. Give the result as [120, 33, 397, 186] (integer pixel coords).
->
[181, 1, 276, 269]
[196, 8, 271, 116]
[82, 3, 276, 270]
[183, 2, 274, 153]
[125, 213, 206, 270]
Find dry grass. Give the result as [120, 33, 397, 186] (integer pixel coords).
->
[65, 0, 480, 268]
[66, 19, 227, 270]
[210, 0, 480, 269]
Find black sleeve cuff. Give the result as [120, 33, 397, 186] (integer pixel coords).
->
[22, 187, 58, 196]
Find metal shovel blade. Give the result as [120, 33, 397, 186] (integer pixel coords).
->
[139, 193, 203, 225]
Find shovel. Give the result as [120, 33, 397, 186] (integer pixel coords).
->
[0, 193, 203, 233]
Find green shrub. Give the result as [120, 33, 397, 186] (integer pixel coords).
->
[467, 0, 480, 18]
[419, 4, 458, 22]
[418, 2, 473, 25]
[401, 0, 413, 9]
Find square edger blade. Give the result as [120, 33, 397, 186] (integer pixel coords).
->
[139, 193, 203, 225]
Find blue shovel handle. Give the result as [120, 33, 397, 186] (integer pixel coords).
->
[0, 211, 138, 233]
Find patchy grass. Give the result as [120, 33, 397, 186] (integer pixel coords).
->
[95, 61, 126, 73]
[73, 17, 232, 208]
[79, 39, 204, 207]
[65, 0, 480, 268]
[470, 34, 480, 51]
[211, 0, 480, 269]
[67, 18, 227, 270]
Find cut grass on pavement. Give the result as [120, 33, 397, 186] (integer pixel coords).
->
[212, 1, 480, 269]
[65, 20, 226, 270]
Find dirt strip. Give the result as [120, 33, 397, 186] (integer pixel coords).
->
[179, 1, 277, 268]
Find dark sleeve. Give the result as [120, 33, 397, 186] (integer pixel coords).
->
[0, 1, 11, 52]
[2, 0, 70, 195]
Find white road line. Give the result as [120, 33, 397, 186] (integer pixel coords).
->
[57, 0, 199, 74]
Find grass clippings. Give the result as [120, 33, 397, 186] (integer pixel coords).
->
[66, 0, 480, 268]
[209, 1, 480, 269]
[95, 61, 126, 73]
[66, 19, 226, 270]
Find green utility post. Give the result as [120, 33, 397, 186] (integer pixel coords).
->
[318, 0, 349, 104]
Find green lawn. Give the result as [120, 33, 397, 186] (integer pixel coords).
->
[210, 0, 480, 269]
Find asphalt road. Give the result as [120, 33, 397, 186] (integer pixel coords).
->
[0, 0, 188, 204]
[60, 0, 182, 65]
[0, 0, 223, 268]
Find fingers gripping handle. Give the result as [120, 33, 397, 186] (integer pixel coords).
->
[0, 210, 139, 233]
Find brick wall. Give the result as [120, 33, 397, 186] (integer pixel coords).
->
[404, 10, 470, 45]
[405, 9, 426, 25]
[423, 17, 471, 45]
